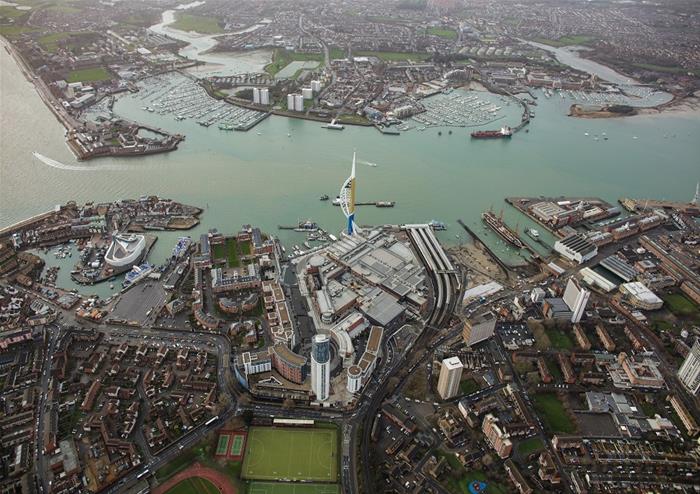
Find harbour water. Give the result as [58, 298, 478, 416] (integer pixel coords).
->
[149, 10, 272, 77]
[1, 35, 699, 294]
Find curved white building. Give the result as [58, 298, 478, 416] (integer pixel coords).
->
[105, 234, 146, 267]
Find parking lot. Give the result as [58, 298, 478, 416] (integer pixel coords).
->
[110, 282, 168, 325]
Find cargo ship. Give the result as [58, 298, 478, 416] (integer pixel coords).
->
[471, 126, 512, 139]
[481, 210, 524, 249]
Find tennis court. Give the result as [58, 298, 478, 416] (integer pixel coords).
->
[242, 427, 338, 482]
[215, 434, 231, 456]
[229, 433, 245, 457]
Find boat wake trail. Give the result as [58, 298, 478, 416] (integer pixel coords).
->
[32, 152, 134, 171]
[358, 159, 378, 168]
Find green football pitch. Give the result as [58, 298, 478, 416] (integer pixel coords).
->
[242, 427, 338, 482]
[248, 482, 340, 494]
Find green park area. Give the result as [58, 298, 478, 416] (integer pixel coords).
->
[516, 436, 544, 457]
[436, 451, 508, 494]
[544, 327, 574, 349]
[248, 482, 340, 494]
[533, 393, 576, 434]
[212, 237, 250, 267]
[242, 427, 338, 482]
[171, 13, 223, 34]
[67, 67, 111, 83]
[459, 378, 480, 395]
[0, 25, 36, 36]
[354, 50, 431, 61]
[426, 27, 457, 40]
[264, 49, 324, 76]
[533, 35, 593, 47]
[663, 293, 699, 317]
[166, 477, 220, 494]
[38, 32, 76, 52]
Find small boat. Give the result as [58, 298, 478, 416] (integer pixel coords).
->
[526, 228, 541, 241]
[428, 220, 447, 231]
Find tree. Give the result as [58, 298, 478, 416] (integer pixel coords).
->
[242, 409, 254, 426]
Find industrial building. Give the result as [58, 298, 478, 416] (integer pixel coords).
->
[619, 282, 663, 310]
[554, 234, 598, 264]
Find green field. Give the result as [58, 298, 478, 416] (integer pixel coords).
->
[230, 434, 245, 456]
[264, 49, 324, 76]
[354, 51, 431, 61]
[67, 67, 111, 83]
[225, 237, 239, 267]
[663, 293, 698, 316]
[0, 25, 36, 37]
[516, 436, 544, 457]
[242, 427, 338, 482]
[436, 451, 508, 494]
[426, 27, 457, 40]
[216, 434, 230, 455]
[171, 13, 223, 34]
[459, 378, 479, 395]
[545, 328, 574, 349]
[533, 393, 576, 434]
[166, 477, 220, 494]
[248, 482, 340, 494]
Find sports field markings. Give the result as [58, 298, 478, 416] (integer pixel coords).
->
[229, 434, 245, 456]
[216, 434, 231, 456]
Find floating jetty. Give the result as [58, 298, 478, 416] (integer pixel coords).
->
[331, 199, 395, 208]
[374, 124, 400, 135]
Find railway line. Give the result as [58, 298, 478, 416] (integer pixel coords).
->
[404, 225, 460, 328]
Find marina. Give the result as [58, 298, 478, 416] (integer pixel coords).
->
[412, 91, 514, 129]
[2, 41, 699, 274]
[133, 73, 267, 131]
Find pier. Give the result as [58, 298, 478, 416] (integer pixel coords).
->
[373, 124, 400, 135]
[457, 219, 512, 278]
[332, 201, 395, 208]
[619, 197, 700, 216]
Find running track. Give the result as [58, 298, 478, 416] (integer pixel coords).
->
[152, 462, 236, 494]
